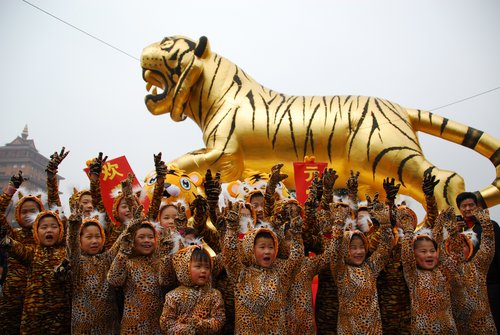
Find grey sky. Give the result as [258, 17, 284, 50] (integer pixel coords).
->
[1, 0, 499, 221]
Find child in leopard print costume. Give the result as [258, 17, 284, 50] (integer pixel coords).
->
[160, 245, 225, 333]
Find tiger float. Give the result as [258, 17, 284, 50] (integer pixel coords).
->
[140, 35, 499, 211]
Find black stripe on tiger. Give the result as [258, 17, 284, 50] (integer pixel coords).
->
[273, 95, 287, 124]
[490, 148, 500, 167]
[246, 91, 256, 130]
[374, 99, 419, 147]
[323, 97, 328, 127]
[206, 57, 222, 104]
[366, 111, 380, 161]
[304, 104, 321, 157]
[424, 166, 436, 177]
[206, 107, 233, 144]
[196, 77, 205, 126]
[379, 99, 412, 129]
[213, 107, 239, 165]
[287, 109, 299, 159]
[397, 154, 421, 187]
[442, 173, 457, 206]
[327, 112, 339, 163]
[232, 72, 242, 98]
[272, 97, 298, 151]
[492, 177, 500, 189]
[462, 127, 484, 149]
[171, 56, 196, 110]
[372, 146, 421, 178]
[348, 98, 371, 159]
[439, 118, 449, 136]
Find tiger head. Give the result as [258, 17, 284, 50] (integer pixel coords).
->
[143, 167, 203, 216]
[141, 36, 210, 121]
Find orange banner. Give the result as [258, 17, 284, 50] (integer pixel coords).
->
[84, 156, 150, 223]
[293, 162, 328, 205]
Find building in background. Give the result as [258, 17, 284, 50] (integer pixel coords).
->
[0, 125, 63, 222]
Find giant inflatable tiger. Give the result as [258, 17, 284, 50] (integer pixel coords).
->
[140, 35, 499, 211]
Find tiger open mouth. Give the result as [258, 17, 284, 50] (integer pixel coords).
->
[143, 69, 168, 103]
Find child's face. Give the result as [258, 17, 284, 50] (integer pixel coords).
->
[250, 195, 264, 221]
[414, 240, 438, 270]
[159, 206, 178, 232]
[348, 236, 366, 266]
[37, 216, 60, 247]
[189, 260, 211, 286]
[253, 236, 275, 268]
[117, 199, 132, 223]
[133, 227, 156, 256]
[19, 200, 39, 228]
[78, 195, 94, 217]
[80, 225, 104, 255]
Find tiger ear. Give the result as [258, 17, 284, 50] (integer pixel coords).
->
[194, 36, 210, 59]
[73, 187, 78, 195]
[18, 191, 24, 199]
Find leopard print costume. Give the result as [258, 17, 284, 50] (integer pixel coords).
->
[332, 222, 392, 335]
[401, 219, 458, 334]
[223, 226, 303, 335]
[67, 217, 122, 334]
[7, 212, 71, 334]
[160, 245, 225, 333]
[0, 192, 42, 335]
[286, 236, 335, 335]
[376, 230, 411, 335]
[448, 217, 497, 334]
[107, 251, 165, 334]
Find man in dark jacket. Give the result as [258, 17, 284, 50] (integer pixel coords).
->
[457, 192, 500, 334]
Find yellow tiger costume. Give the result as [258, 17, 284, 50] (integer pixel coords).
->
[140, 35, 499, 211]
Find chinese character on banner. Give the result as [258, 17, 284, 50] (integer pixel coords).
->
[293, 161, 328, 205]
[84, 156, 150, 224]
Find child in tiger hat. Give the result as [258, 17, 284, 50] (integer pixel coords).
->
[222, 202, 304, 334]
[0, 171, 44, 334]
[331, 199, 393, 335]
[107, 206, 173, 334]
[444, 208, 497, 334]
[1, 210, 71, 334]
[401, 207, 458, 334]
[160, 245, 225, 333]
[67, 207, 122, 334]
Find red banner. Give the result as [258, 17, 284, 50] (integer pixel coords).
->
[293, 161, 328, 205]
[84, 156, 150, 223]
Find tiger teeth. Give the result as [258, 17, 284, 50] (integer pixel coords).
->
[146, 82, 152, 91]
[152, 87, 158, 96]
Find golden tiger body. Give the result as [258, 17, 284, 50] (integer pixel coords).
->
[141, 36, 499, 211]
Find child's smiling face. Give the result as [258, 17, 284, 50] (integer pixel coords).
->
[414, 239, 438, 270]
[348, 235, 367, 266]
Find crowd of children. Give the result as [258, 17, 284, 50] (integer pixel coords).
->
[0, 148, 498, 335]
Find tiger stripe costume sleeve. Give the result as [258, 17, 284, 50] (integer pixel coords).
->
[8, 238, 33, 265]
[66, 215, 82, 282]
[222, 226, 243, 284]
[147, 171, 165, 222]
[46, 172, 61, 209]
[107, 252, 128, 287]
[474, 215, 495, 273]
[367, 223, 393, 276]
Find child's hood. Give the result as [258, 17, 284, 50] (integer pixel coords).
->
[33, 211, 64, 245]
[242, 227, 279, 266]
[172, 245, 212, 287]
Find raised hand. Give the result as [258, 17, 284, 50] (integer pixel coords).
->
[473, 208, 490, 224]
[174, 204, 188, 231]
[347, 170, 360, 198]
[46, 147, 69, 176]
[204, 169, 222, 201]
[370, 203, 390, 225]
[68, 207, 83, 225]
[289, 215, 303, 234]
[120, 232, 134, 255]
[365, 193, 380, 212]
[225, 202, 241, 230]
[9, 170, 27, 189]
[89, 152, 108, 177]
[383, 177, 401, 205]
[269, 163, 288, 186]
[322, 168, 338, 192]
[422, 172, 440, 197]
[397, 208, 415, 232]
[154, 152, 167, 177]
[329, 203, 350, 224]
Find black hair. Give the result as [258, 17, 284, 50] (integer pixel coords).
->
[22, 198, 42, 211]
[190, 247, 211, 268]
[159, 204, 177, 217]
[79, 221, 102, 236]
[249, 192, 264, 202]
[456, 192, 478, 207]
[254, 231, 274, 245]
[183, 227, 197, 237]
[414, 236, 438, 250]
